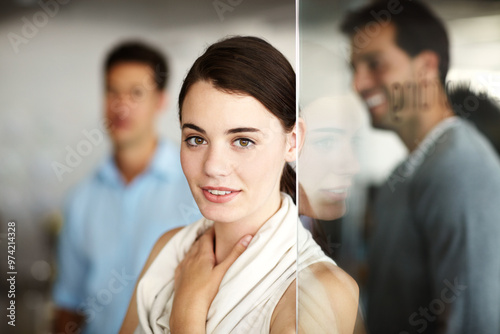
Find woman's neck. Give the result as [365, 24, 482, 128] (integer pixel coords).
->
[213, 193, 282, 264]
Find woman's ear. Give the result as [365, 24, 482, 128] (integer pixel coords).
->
[284, 117, 306, 162]
[296, 117, 306, 153]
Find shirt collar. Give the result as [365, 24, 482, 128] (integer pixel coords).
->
[97, 139, 179, 186]
[401, 116, 460, 178]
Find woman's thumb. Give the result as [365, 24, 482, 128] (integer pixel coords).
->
[218, 235, 253, 272]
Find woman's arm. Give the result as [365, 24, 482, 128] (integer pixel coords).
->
[299, 262, 359, 333]
[119, 227, 184, 334]
[271, 262, 359, 334]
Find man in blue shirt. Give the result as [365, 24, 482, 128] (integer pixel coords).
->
[52, 41, 200, 334]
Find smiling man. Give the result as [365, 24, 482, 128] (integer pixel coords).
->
[52, 41, 199, 334]
[341, 1, 500, 333]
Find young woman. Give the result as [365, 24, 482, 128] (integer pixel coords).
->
[120, 36, 358, 333]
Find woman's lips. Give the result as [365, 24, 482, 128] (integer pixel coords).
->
[202, 187, 241, 204]
[320, 188, 349, 202]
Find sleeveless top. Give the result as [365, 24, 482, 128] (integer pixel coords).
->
[135, 193, 335, 333]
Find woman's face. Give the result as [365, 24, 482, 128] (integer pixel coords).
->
[299, 96, 365, 220]
[180, 81, 296, 226]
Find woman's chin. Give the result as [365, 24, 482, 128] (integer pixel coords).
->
[199, 206, 237, 224]
[311, 202, 346, 221]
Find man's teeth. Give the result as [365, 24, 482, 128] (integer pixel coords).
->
[207, 190, 232, 195]
[366, 94, 385, 108]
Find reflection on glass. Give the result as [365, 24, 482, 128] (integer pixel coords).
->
[299, 94, 367, 221]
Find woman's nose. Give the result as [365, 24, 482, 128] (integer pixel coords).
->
[334, 142, 360, 176]
[203, 145, 232, 177]
[345, 144, 360, 176]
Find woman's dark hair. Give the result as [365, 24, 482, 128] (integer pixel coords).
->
[178, 36, 297, 202]
[104, 41, 169, 90]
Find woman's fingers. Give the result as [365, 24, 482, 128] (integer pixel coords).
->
[176, 229, 251, 290]
[185, 228, 214, 260]
[216, 234, 253, 274]
[198, 227, 215, 253]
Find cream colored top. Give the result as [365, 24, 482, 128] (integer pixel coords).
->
[135, 193, 335, 334]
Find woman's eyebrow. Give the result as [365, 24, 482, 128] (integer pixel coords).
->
[225, 127, 261, 135]
[182, 123, 206, 134]
[310, 127, 345, 135]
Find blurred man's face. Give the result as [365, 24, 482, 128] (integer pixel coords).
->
[105, 62, 163, 148]
[350, 24, 421, 130]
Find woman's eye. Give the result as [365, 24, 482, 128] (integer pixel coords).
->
[234, 138, 254, 148]
[185, 136, 207, 146]
[312, 137, 337, 150]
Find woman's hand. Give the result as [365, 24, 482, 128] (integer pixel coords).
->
[170, 228, 252, 333]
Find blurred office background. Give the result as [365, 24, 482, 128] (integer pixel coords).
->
[0, 0, 294, 332]
[2, 0, 500, 332]
[299, 0, 500, 329]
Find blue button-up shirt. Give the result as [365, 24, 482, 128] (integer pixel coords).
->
[52, 139, 201, 334]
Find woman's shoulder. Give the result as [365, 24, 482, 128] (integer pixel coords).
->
[151, 227, 184, 257]
[297, 262, 359, 333]
[145, 218, 209, 272]
[118, 226, 187, 333]
[142, 227, 185, 274]
[271, 262, 359, 333]
[301, 261, 358, 298]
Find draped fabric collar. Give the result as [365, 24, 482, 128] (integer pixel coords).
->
[135, 193, 333, 333]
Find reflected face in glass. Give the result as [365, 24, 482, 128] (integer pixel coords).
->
[105, 62, 162, 147]
[299, 96, 365, 220]
[180, 81, 294, 226]
[350, 23, 419, 130]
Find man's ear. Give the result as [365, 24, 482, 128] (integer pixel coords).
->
[415, 50, 440, 82]
[285, 117, 306, 163]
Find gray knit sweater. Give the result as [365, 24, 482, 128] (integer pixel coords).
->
[367, 118, 500, 334]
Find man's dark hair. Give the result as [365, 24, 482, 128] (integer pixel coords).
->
[340, 0, 449, 86]
[104, 41, 169, 90]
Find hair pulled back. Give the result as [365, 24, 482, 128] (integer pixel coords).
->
[178, 36, 296, 202]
